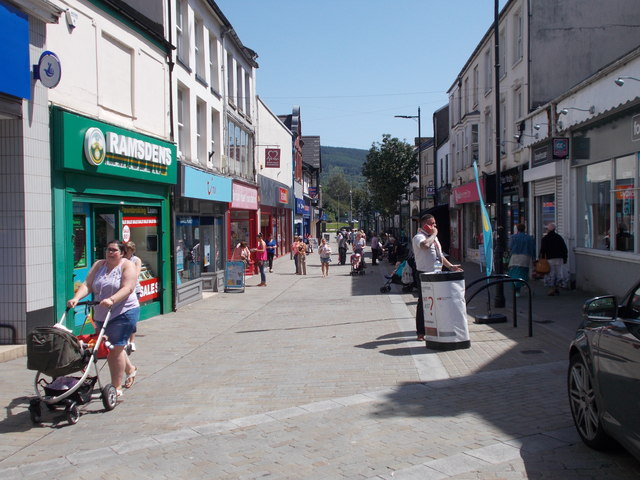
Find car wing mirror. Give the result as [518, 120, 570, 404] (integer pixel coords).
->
[583, 295, 618, 321]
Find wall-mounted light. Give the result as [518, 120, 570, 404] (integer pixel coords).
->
[514, 133, 538, 142]
[614, 76, 640, 87]
[533, 123, 548, 131]
[559, 106, 595, 115]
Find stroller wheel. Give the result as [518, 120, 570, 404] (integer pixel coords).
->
[29, 400, 42, 424]
[102, 384, 118, 411]
[66, 401, 80, 425]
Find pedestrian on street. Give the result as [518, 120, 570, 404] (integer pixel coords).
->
[370, 232, 381, 265]
[231, 241, 250, 264]
[539, 222, 568, 296]
[412, 212, 462, 341]
[292, 235, 301, 274]
[318, 237, 332, 277]
[507, 223, 536, 297]
[337, 230, 348, 265]
[251, 233, 268, 287]
[266, 234, 277, 273]
[353, 231, 366, 268]
[123, 241, 142, 352]
[297, 240, 307, 275]
[66, 240, 138, 396]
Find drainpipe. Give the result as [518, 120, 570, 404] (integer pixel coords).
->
[167, 1, 178, 311]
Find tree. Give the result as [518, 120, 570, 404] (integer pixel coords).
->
[322, 169, 353, 222]
[361, 134, 417, 217]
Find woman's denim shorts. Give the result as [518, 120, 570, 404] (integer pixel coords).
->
[320, 257, 331, 263]
[95, 307, 139, 346]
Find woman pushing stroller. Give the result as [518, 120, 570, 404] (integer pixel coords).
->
[67, 240, 138, 397]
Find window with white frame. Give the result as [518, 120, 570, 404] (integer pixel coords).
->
[456, 133, 462, 171]
[463, 77, 469, 115]
[449, 94, 455, 127]
[210, 108, 220, 168]
[226, 119, 253, 180]
[471, 124, 479, 164]
[244, 71, 251, 118]
[177, 86, 190, 159]
[499, 28, 506, 78]
[484, 110, 492, 165]
[209, 34, 219, 93]
[236, 64, 243, 112]
[463, 128, 469, 168]
[176, 0, 189, 66]
[513, 86, 522, 141]
[513, 11, 523, 65]
[473, 65, 479, 107]
[194, 17, 205, 82]
[484, 49, 492, 94]
[196, 98, 206, 163]
[226, 53, 234, 105]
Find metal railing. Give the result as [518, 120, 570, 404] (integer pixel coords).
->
[466, 274, 533, 337]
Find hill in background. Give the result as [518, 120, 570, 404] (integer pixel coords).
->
[320, 146, 367, 185]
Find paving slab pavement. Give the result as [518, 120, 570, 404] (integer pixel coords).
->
[1, 237, 639, 479]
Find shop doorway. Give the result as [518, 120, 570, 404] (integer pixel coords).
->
[93, 207, 119, 260]
[70, 202, 162, 332]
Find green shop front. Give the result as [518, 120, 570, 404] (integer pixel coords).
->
[51, 108, 176, 332]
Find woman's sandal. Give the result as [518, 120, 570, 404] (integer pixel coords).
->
[124, 367, 137, 389]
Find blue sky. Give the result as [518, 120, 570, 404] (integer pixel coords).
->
[216, 1, 508, 150]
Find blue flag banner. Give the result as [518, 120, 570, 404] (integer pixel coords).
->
[473, 161, 493, 276]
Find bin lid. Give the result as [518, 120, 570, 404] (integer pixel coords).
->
[420, 271, 465, 282]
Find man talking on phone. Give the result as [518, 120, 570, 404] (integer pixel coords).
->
[412, 212, 462, 341]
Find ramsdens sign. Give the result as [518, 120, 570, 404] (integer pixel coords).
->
[53, 108, 177, 185]
[84, 128, 173, 174]
[105, 132, 173, 166]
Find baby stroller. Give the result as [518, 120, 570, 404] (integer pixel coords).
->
[26, 301, 119, 425]
[350, 252, 365, 276]
[380, 260, 414, 293]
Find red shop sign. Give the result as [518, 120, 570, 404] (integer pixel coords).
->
[139, 277, 159, 303]
[278, 187, 288, 204]
[453, 180, 485, 205]
[265, 148, 281, 168]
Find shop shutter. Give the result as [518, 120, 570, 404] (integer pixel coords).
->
[533, 178, 555, 196]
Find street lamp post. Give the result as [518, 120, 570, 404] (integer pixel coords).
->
[493, 0, 506, 308]
[395, 107, 422, 212]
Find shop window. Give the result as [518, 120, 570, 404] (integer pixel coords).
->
[578, 161, 611, 250]
[122, 210, 160, 304]
[230, 210, 251, 254]
[176, 215, 224, 284]
[176, 216, 201, 282]
[614, 154, 635, 252]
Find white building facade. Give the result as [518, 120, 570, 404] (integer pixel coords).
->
[46, 0, 176, 327]
[171, 0, 259, 305]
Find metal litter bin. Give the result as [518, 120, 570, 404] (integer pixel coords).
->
[420, 271, 470, 350]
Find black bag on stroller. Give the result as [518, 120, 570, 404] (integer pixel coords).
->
[27, 327, 86, 377]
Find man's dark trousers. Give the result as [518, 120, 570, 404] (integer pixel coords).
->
[338, 246, 347, 265]
[415, 270, 426, 337]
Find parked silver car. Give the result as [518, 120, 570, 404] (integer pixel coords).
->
[568, 280, 640, 460]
